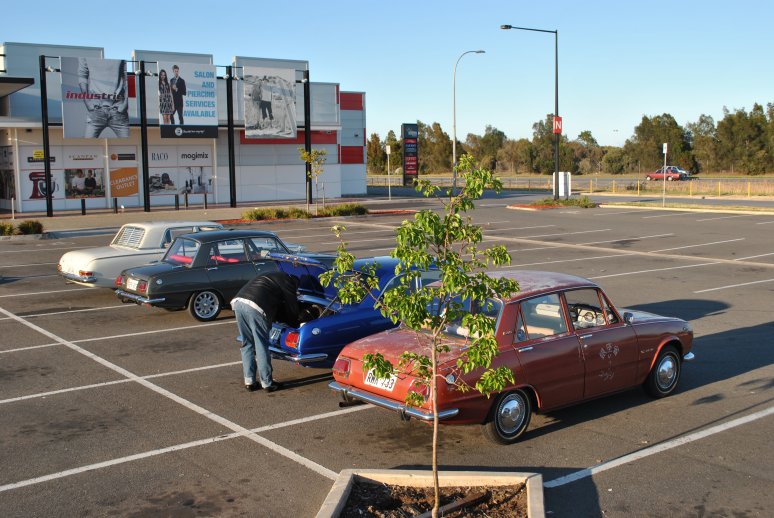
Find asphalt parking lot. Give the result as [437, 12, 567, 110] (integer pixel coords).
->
[1, 197, 773, 517]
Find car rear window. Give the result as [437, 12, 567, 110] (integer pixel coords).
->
[164, 238, 200, 267]
[112, 226, 146, 248]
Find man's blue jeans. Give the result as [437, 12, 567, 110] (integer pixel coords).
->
[233, 300, 273, 388]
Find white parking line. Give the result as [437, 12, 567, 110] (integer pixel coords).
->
[590, 262, 718, 279]
[693, 278, 774, 293]
[0, 305, 131, 322]
[0, 288, 92, 298]
[485, 225, 556, 232]
[509, 233, 675, 253]
[648, 238, 745, 253]
[502, 254, 627, 269]
[755, 220, 774, 225]
[513, 229, 612, 240]
[0, 306, 338, 482]
[642, 212, 696, 219]
[0, 246, 89, 254]
[0, 262, 57, 269]
[735, 252, 774, 261]
[695, 215, 749, 222]
[0, 343, 59, 354]
[594, 210, 656, 216]
[0, 405, 371, 493]
[544, 405, 774, 488]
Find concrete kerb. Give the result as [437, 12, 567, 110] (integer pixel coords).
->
[596, 203, 774, 216]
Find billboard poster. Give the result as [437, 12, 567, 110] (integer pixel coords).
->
[157, 61, 218, 138]
[63, 146, 105, 198]
[61, 57, 130, 139]
[402, 123, 419, 186]
[0, 171, 15, 200]
[19, 146, 63, 200]
[109, 146, 139, 197]
[243, 67, 297, 139]
[148, 146, 213, 195]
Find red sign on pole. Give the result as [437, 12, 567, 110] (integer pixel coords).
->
[553, 115, 563, 134]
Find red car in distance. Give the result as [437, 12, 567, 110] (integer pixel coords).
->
[330, 270, 695, 444]
[645, 166, 691, 181]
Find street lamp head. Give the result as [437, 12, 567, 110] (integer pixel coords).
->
[500, 24, 513, 30]
[474, 50, 486, 54]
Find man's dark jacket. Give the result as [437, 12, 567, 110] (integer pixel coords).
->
[234, 272, 300, 327]
[171, 76, 186, 108]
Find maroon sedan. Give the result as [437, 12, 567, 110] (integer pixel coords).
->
[329, 271, 694, 444]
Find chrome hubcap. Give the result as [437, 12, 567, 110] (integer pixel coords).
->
[498, 394, 526, 435]
[657, 355, 677, 390]
[195, 293, 218, 318]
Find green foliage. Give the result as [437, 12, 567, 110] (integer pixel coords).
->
[242, 204, 368, 221]
[322, 155, 520, 513]
[530, 196, 597, 208]
[0, 222, 14, 236]
[298, 147, 328, 213]
[16, 220, 44, 235]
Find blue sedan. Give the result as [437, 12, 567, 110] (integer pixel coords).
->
[267, 255, 441, 368]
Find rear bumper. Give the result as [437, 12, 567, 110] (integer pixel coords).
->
[269, 346, 328, 364]
[328, 381, 459, 421]
[115, 289, 166, 305]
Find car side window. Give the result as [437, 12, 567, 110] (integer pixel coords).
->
[208, 239, 248, 265]
[515, 310, 527, 343]
[520, 294, 567, 339]
[565, 289, 607, 330]
[163, 227, 194, 247]
[248, 237, 287, 260]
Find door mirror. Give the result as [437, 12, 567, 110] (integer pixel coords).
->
[623, 312, 635, 324]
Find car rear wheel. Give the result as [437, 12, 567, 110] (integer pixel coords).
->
[188, 290, 222, 321]
[481, 389, 532, 445]
[646, 176, 653, 181]
[667, 176, 674, 181]
[644, 345, 681, 398]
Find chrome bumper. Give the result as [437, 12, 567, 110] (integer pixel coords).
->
[115, 289, 166, 305]
[269, 346, 328, 364]
[328, 381, 459, 421]
[683, 352, 695, 361]
[60, 272, 96, 284]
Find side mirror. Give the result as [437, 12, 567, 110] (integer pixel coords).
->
[623, 312, 635, 324]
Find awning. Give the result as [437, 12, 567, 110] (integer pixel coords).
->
[0, 76, 34, 98]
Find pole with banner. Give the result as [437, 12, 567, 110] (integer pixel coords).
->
[38, 55, 54, 217]
[139, 61, 151, 212]
[226, 66, 237, 207]
[401, 123, 419, 186]
[662, 142, 668, 208]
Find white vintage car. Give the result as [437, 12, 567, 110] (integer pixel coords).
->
[58, 221, 224, 288]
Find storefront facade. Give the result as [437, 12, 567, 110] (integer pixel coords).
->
[0, 42, 366, 214]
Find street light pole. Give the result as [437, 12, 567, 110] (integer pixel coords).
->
[452, 49, 485, 192]
[501, 24, 560, 200]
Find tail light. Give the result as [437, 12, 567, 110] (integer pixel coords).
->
[285, 331, 299, 349]
[332, 357, 351, 378]
[412, 380, 430, 400]
[79, 270, 93, 278]
[115, 275, 124, 287]
[137, 280, 148, 294]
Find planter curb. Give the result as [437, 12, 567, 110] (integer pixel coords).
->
[316, 469, 544, 518]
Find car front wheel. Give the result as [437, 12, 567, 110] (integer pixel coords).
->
[646, 176, 653, 181]
[481, 389, 532, 445]
[645, 345, 681, 398]
[188, 290, 222, 321]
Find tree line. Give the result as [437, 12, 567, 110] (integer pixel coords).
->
[366, 102, 774, 176]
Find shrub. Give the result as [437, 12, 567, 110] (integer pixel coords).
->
[16, 220, 44, 235]
[242, 204, 367, 221]
[530, 196, 597, 208]
[0, 222, 14, 236]
[318, 203, 368, 217]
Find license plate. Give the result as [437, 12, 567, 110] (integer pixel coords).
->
[269, 328, 280, 343]
[364, 369, 397, 392]
[126, 278, 139, 291]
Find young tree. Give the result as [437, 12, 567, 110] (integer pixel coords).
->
[298, 147, 327, 214]
[321, 155, 519, 517]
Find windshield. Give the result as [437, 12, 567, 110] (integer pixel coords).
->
[163, 238, 201, 267]
[440, 296, 503, 338]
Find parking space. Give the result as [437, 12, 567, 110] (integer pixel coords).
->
[1, 203, 773, 516]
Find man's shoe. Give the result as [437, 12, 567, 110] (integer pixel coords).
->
[264, 381, 283, 393]
[245, 382, 260, 392]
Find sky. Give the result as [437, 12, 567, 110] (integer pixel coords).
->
[3, 0, 773, 147]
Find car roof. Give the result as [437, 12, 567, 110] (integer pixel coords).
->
[489, 270, 599, 301]
[175, 228, 281, 243]
[119, 221, 222, 231]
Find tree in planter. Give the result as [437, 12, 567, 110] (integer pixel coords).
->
[321, 155, 519, 517]
[298, 147, 327, 214]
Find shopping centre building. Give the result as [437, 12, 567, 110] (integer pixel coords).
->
[0, 42, 367, 214]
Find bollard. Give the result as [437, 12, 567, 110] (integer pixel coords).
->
[81, 198, 86, 215]
[637, 180, 640, 196]
[717, 181, 721, 197]
[184, 192, 189, 209]
[204, 192, 208, 209]
[174, 194, 180, 210]
[748, 181, 751, 198]
[113, 197, 118, 214]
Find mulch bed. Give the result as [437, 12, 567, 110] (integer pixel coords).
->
[340, 481, 527, 517]
[214, 209, 416, 226]
[506, 204, 560, 210]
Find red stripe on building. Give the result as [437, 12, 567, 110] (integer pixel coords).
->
[240, 130, 338, 145]
[127, 75, 136, 98]
[335, 85, 340, 105]
[340, 92, 363, 111]
[340, 146, 364, 164]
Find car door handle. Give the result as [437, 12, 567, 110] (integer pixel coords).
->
[518, 346, 534, 352]
[253, 262, 266, 266]
[206, 266, 218, 271]
[580, 334, 593, 340]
